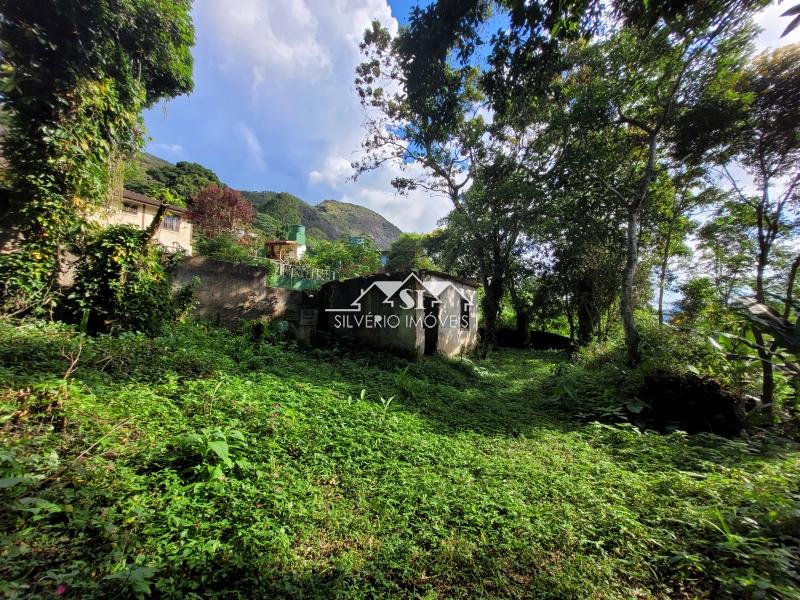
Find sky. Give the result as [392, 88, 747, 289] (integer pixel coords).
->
[142, 1, 799, 234]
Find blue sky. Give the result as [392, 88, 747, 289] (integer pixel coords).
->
[142, 1, 798, 233]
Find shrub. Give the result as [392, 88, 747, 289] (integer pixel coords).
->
[195, 234, 276, 277]
[68, 225, 175, 335]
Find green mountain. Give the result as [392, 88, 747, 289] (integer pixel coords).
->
[125, 152, 173, 190]
[242, 191, 402, 250]
[127, 153, 403, 250]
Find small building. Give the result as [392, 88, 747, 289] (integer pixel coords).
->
[318, 270, 479, 357]
[265, 225, 306, 261]
[93, 189, 193, 255]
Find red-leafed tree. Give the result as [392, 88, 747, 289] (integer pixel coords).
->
[188, 186, 255, 237]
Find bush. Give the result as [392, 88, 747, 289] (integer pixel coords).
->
[547, 313, 760, 428]
[68, 225, 175, 335]
[195, 234, 276, 277]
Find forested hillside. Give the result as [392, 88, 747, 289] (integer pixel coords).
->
[243, 191, 402, 249]
[126, 154, 402, 248]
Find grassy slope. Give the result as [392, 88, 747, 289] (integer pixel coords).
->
[1, 320, 799, 598]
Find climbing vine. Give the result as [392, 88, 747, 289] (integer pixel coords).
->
[0, 79, 145, 310]
[0, 0, 195, 312]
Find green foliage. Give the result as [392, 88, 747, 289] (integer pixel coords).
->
[0, 319, 798, 598]
[674, 277, 722, 325]
[68, 225, 175, 335]
[179, 426, 251, 482]
[0, 0, 195, 308]
[385, 233, 434, 272]
[195, 234, 276, 276]
[128, 161, 222, 205]
[242, 191, 303, 227]
[306, 237, 381, 278]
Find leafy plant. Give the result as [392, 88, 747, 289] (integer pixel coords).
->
[181, 426, 250, 482]
[68, 225, 175, 335]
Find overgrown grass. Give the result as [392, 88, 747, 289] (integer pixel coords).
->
[1, 319, 799, 598]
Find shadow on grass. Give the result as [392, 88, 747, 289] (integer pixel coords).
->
[1, 319, 792, 471]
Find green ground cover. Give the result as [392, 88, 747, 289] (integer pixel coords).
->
[1, 320, 798, 598]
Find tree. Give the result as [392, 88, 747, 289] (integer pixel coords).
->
[188, 186, 256, 238]
[130, 161, 222, 205]
[673, 277, 719, 326]
[0, 0, 195, 310]
[565, 7, 761, 364]
[363, 0, 766, 359]
[697, 203, 756, 307]
[355, 20, 567, 346]
[385, 233, 434, 272]
[653, 167, 721, 324]
[541, 133, 633, 344]
[306, 238, 381, 279]
[710, 45, 800, 415]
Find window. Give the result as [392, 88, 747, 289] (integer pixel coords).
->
[161, 214, 181, 232]
[121, 202, 138, 215]
[460, 298, 470, 329]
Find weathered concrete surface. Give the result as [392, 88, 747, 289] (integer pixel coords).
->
[173, 256, 305, 324]
[427, 276, 478, 357]
[318, 270, 479, 357]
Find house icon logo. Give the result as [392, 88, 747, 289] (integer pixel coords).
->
[325, 272, 474, 313]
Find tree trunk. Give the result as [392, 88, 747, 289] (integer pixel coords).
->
[621, 205, 642, 366]
[565, 299, 576, 343]
[480, 279, 503, 351]
[657, 223, 673, 324]
[754, 244, 774, 419]
[141, 204, 167, 251]
[575, 277, 599, 345]
[509, 284, 530, 346]
[754, 329, 774, 418]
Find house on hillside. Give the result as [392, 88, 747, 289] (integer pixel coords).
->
[318, 270, 479, 357]
[93, 189, 193, 255]
[264, 224, 306, 261]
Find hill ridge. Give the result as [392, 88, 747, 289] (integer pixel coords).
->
[129, 153, 402, 249]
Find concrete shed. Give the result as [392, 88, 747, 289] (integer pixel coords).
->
[318, 270, 479, 357]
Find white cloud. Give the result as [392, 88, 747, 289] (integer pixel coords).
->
[237, 123, 266, 170]
[308, 156, 354, 188]
[340, 161, 455, 233]
[200, 0, 331, 80]
[188, 0, 454, 231]
[149, 142, 183, 157]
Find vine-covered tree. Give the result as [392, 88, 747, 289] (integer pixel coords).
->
[0, 0, 195, 311]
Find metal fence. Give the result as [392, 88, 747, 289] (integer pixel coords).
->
[268, 259, 336, 283]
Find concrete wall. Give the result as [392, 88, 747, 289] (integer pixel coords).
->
[423, 274, 479, 357]
[173, 256, 305, 325]
[319, 275, 421, 355]
[318, 271, 479, 357]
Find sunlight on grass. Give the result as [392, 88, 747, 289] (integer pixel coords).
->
[1, 320, 798, 598]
